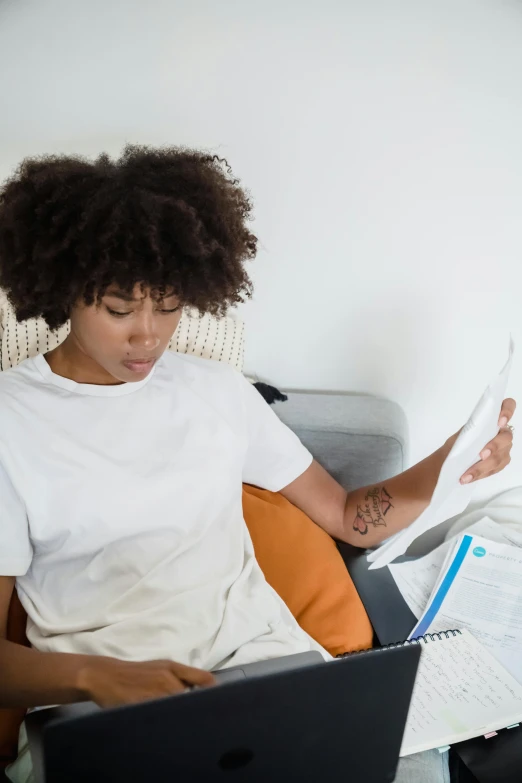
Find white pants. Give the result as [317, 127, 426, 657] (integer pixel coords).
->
[395, 749, 450, 782]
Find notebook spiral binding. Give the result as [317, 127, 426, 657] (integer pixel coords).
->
[335, 629, 462, 658]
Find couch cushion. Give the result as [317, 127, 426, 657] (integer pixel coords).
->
[243, 484, 373, 657]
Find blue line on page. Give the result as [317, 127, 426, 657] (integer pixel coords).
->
[413, 535, 473, 638]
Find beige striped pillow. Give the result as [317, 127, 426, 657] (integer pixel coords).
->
[0, 290, 244, 372]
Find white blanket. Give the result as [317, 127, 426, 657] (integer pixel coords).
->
[445, 485, 522, 541]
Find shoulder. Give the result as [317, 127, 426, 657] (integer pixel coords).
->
[0, 359, 44, 446]
[156, 351, 255, 427]
[157, 350, 241, 387]
[0, 356, 40, 396]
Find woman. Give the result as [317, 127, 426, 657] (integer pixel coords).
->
[0, 146, 514, 782]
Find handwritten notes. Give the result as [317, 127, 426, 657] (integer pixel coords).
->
[401, 630, 522, 756]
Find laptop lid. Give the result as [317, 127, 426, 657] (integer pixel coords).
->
[40, 645, 420, 783]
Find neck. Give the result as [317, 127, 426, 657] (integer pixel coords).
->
[46, 335, 122, 386]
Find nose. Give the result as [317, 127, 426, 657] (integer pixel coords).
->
[128, 311, 161, 354]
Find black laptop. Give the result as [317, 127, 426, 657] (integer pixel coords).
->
[26, 646, 420, 783]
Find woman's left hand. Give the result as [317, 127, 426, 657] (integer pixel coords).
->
[459, 398, 516, 485]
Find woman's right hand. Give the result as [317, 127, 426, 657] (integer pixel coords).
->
[77, 656, 216, 708]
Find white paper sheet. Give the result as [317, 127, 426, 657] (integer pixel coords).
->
[367, 338, 514, 570]
[389, 542, 453, 620]
[389, 517, 522, 619]
[408, 534, 522, 684]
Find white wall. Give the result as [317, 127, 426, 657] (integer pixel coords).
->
[1, 0, 521, 502]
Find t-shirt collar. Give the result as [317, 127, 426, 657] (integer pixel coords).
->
[33, 353, 157, 397]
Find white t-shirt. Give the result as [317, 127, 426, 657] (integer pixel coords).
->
[0, 352, 329, 669]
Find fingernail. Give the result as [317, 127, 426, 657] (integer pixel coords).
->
[481, 449, 492, 461]
[499, 417, 508, 428]
[461, 474, 473, 484]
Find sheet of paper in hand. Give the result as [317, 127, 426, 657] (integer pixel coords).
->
[367, 337, 514, 570]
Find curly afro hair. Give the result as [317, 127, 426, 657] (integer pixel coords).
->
[0, 145, 256, 330]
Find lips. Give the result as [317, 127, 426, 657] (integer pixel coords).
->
[123, 358, 156, 374]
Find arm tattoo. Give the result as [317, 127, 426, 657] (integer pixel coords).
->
[352, 486, 394, 536]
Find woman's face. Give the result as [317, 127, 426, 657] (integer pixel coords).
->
[69, 284, 183, 384]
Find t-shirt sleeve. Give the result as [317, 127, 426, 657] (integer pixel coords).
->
[0, 460, 32, 576]
[239, 375, 313, 492]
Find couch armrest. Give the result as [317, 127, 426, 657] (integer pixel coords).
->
[274, 391, 408, 491]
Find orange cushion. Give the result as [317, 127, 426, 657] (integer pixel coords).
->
[242, 484, 373, 657]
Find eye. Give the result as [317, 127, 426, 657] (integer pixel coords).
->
[106, 307, 131, 318]
[160, 307, 181, 315]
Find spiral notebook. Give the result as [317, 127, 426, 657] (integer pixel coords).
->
[341, 629, 522, 756]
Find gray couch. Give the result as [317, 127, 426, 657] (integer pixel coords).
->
[274, 390, 409, 491]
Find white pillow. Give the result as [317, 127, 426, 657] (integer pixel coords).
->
[0, 290, 244, 372]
